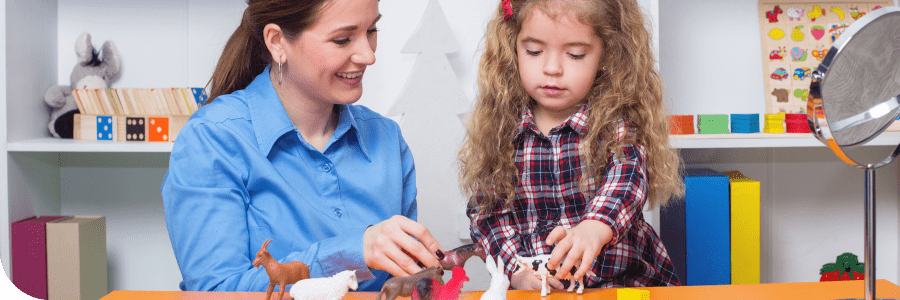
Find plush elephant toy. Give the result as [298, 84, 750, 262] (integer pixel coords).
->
[43, 32, 120, 138]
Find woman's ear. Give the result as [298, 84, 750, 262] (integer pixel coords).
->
[263, 23, 286, 65]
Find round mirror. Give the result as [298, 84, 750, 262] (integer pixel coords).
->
[808, 6, 900, 168]
[806, 6, 900, 300]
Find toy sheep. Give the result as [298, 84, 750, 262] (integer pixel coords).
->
[480, 255, 509, 300]
[289, 270, 358, 300]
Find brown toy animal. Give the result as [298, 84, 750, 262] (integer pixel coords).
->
[439, 243, 487, 270]
[253, 239, 310, 300]
[377, 267, 445, 300]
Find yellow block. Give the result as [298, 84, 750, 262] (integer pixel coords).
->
[617, 288, 650, 300]
[722, 171, 761, 285]
[764, 113, 785, 133]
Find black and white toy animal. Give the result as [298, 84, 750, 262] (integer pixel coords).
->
[512, 254, 597, 296]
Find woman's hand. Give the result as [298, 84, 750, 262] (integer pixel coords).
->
[510, 270, 564, 290]
[544, 220, 613, 280]
[363, 215, 445, 276]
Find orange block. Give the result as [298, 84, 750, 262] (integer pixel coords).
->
[668, 115, 694, 135]
[148, 117, 170, 142]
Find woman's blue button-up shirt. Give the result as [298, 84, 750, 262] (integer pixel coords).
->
[162, 67, 416, 292]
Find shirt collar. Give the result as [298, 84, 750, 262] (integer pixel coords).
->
[246, 66, 367, 159]
[514, 104, 589, 139]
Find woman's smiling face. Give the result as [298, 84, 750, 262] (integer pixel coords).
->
[283, 0, 381, 106]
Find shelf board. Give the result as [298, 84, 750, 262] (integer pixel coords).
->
[671, 131, 900, 149]
[7, 132, 900, 152]
[7, 138, 174, 153]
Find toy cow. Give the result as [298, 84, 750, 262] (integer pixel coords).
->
[512, 255, 597, 296]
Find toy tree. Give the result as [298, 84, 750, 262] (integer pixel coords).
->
[387, 0, 470, 244]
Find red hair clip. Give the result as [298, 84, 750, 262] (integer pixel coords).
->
[502, 0, 513, 21]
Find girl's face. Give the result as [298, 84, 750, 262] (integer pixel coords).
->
[516, 7, 603, 116]
[283, 0, 380, 106]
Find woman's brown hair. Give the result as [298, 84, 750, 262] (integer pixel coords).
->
[206, 0, 328, 104]
[459, 0, 685, 216]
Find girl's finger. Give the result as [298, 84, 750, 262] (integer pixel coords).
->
[545, 226, 567, 246]
[574, 254, 594, 280]
[547, 237, 572, 270]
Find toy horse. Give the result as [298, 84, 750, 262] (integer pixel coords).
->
[377, 267, 445, 300]
[253, 239, 310, 300]
[439, 243, 487, 270]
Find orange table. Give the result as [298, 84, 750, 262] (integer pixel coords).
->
[100, 280, 900, 300]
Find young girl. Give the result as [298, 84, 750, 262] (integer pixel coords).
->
[459, 0, 684, 290]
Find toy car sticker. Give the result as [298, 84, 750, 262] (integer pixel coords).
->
[793, 67, 811, 81]
[771, 67, 789, 81]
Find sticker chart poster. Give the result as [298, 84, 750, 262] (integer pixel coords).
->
[758, 0, 892, 114]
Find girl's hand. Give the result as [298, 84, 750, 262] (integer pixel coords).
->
[510, 270, 564, 290]
[544, 220, 614, 280]
[363, 215, 444, 277]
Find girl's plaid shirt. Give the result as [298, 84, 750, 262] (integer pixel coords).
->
[468, 104, 680, 288]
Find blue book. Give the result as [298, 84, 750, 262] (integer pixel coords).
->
[662, 168, 731, 286]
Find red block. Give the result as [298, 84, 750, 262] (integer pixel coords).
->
[11, 216, 69, 299]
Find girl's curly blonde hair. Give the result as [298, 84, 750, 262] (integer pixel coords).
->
[459, 0, 684, 215]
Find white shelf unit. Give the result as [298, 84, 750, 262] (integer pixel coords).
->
[2, 0, 899, 294]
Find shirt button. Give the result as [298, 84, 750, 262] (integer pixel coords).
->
[323, 164, 332, 172]
[333, 208, 343, 218]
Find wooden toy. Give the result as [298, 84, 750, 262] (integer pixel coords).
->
[763, 113, 785, 133]
[730, 114, 760, 133]
[617, 288, 650, 300]
[512, 255, 596, 296]
[697, 115, 729, 134]
[480, 255, 510, 300]
[288, 270, 358, 300]
[784, 113, 810, 133]
[252, 239, 310, 300]
[819, 252, 865, 281]
[377, 267, 445, 300]
[758, 0, 893, 114]
[439, 243, 486, 270]
[667, 115, 694, 135]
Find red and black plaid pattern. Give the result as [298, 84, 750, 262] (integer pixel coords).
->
[468, 104, 680, 288]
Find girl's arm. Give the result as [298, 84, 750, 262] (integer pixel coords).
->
[582, 143, 649, 248]
[467, 202, 524, 277]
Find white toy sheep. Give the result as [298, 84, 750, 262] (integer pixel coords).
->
[289, 270, 358, 300]
[480, 255, 510, 300]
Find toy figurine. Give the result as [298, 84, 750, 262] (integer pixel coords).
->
[377, 267, 445, 300]
[252, 239, 310, 300]
[439, 243, 487, 270]
[412, 267, 469, 300]
[289, 270, 358, 300]
[512, 254, 596, 296]
[480, 255, 510, 300]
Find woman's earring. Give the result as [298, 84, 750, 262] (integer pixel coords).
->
[278, 60, 283, 86]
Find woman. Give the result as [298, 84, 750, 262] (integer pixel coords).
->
[161, 0, 443, 292]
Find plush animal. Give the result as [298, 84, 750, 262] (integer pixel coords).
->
[43, 32, 120, 138]
[377, 267, 445, 300]
[480, 255, 510, 300]
[288, 270, 358, 300]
